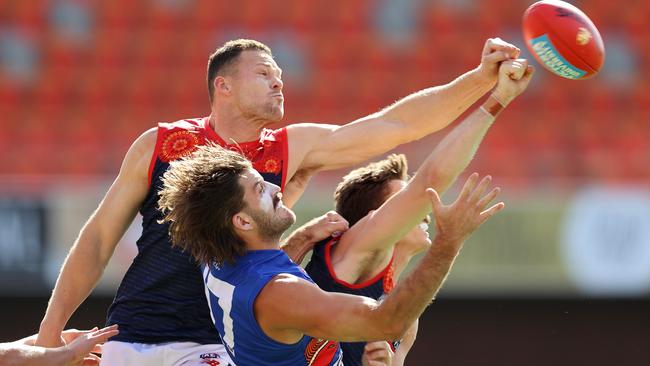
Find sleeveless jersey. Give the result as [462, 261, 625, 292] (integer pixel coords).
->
[203, 250, 343, 366]
[107, 117, 289, 344]
[305, 238, 398, 366]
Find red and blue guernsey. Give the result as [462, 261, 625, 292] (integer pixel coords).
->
[305, 238, 399, 366]
[203, 249, 343, 366]
[107, 117, 288, 344]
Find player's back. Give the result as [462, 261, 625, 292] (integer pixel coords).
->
[203, 249, 343, 366]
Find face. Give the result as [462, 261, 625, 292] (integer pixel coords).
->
[238, 168, 295, 240]
[385, 179, 432, 255]
[229, 50, 284, 123]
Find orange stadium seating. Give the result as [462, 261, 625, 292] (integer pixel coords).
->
[0, 0, 647, 186]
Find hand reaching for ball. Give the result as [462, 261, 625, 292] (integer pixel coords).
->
[491, 58, 535, 106]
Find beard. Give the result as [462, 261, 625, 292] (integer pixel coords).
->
[246, 206, 295, 241]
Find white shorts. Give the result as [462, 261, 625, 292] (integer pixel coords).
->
[100, 341, 233, 366]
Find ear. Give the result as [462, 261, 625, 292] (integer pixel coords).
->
[232, 211, 254, 232]
[214, 76, 231, 96]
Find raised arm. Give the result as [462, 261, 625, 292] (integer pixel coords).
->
[334, 58, 533, 263]
[36, 130, 155, 348]
[284, 38, 519, 183]
[255, 177, 503, 344]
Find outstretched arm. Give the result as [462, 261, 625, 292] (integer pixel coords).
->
[334, 58, 533, 264]
[284, 38, 519, 187]
[255, 176, 504, 344]
[36, 130, 155, 347]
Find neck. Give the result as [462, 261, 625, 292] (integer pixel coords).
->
[209, 109, 268, 144]
[245, 234, 282, 251]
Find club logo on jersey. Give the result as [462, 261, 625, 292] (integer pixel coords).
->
[199, 353, 223, 366]
[160, 130, 203, 162]
[304, 338, 342, 366]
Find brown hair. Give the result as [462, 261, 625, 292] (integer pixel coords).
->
[158, 143, 252, 265]
[334, 154, 409, 227]
[207, 39, 272, 102]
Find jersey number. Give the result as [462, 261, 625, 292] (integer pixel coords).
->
[205, 268, 236, 353]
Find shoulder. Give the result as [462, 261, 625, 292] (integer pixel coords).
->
[159, 118, 204, 132]
[121, 127, 157, 173]
[258, 273, 316, 303]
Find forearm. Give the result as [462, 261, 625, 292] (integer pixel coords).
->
[280, 226, 314, 264]
[417, 104, 496, 194]
[0, 344, 71, 366]
[40, 232, 109, 335]
[374, 237, 461, 340]
[393, 320, 418, 366]
[381, 68, 493, 142]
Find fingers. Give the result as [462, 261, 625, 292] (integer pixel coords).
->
[81, 353, 101, 366]
[364, 361, 388, 366]
[457, 172, 480, 203]
[479, 201, 506, 225]
[483, 51, 511, 65]
[468, 175, 492, 204]
[476, 187, 501, 210]
[88, 325, 119, 343]
[499, 58, 529, 81]
[324, 210, 349, 237]
[483, 37, 520, 58]
[364, 341, 390, 353]
[62, 328, 97, 343]
[523, 65, 535, 81]
[426, 188, 442, 217]
[363, 341, 393, 365]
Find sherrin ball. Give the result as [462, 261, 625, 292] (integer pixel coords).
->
[523, 0, 605, 79]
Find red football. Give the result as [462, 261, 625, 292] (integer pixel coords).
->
[522, 0, 605, 79]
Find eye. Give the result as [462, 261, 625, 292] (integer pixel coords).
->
[259, 71, 268, 76]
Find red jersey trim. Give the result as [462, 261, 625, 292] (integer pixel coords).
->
[276, 127, 289, 192]
[148, 127, 165, 185]
[324, 238, 395, 290]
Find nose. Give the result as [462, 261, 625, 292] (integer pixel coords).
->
[267, 182, 281, 195]
[271, 76, 283, 91]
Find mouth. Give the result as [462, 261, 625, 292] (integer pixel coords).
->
[271, 93, 284, 100]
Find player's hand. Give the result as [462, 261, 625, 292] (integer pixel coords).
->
[303, 211, 350, 242]
[63, 325, 119, 366]
[427, 173, 504, 246]
[491, 58, 535, 106]
[362, 341, 394, 366]
[477, 38, 521, 86]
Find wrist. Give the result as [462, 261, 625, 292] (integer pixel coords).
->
[480, 94, 506, 118]
[472, 65, 498, 89]
[431, 234, 465, 253]
[38, 318, 64, 339]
